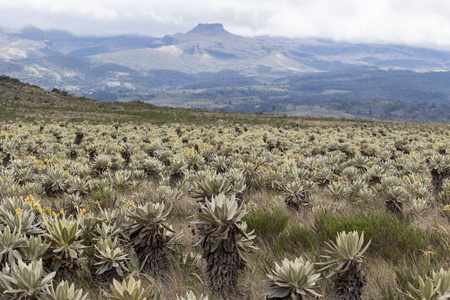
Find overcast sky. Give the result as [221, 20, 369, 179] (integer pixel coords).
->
[1, 0, 450, 49]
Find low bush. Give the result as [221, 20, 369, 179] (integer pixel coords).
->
[314, 210, 432, 263]
[243, 206, 289, 240]
[275, 224, 318, 254]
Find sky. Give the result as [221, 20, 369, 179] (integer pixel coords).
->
[1, 0, 450, 49]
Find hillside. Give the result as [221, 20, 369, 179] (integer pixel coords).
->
[1, 75, 448, 124]
[0, 75, 303, 126]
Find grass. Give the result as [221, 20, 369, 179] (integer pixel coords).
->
[313, 209, 448, 264]
[275, 224, 318, 254]
[243, 206, 289, 241]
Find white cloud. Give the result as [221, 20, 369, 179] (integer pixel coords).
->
[0, 0, 450, 49]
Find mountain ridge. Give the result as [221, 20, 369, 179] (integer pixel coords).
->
[2, 23, 449, 70]
[0, 23, 449, 122]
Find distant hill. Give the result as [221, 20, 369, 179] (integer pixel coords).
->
[283, 68, 450, 103]
[0, 75, 448, 123]
[0, 75, 307, 126]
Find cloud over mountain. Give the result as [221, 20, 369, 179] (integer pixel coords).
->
[1, 0, 450, 50]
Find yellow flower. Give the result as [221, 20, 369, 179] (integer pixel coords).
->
[444, 205, 450, 212]
[15, 208, 23, 217]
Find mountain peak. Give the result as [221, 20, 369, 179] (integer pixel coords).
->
[187, 23, 228, 35]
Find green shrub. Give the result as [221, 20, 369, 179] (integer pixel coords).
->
[314, 210, 429, 262]
[91, 190, 105, 207]
[243, 206, 289, 240]
[275, 224, 318, 253]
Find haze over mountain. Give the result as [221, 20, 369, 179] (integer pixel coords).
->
[0, 23, 449, 122]
[2, 23, 450, 69]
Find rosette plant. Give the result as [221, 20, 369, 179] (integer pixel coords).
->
[432, 268, 450, 298]
[19, 236, 51, 264]
[0, 259, 56, 299]
[191, 171, 232, 202]
[0, 225, 27, 267]
[0, 209, 43, 236]
[403, 268, 450, 300]
[194, 193, 256, 295]
[43, 216, 86, 275]
[318, 231, 370, 300]
[41, 166, 68, 196]
[263, 257, 322, 300]
[429, 153, 450, 199]
[385, 186, 408, 216]
[403, 275, 445, 300]
[104, 277, 153, 300]
[45, 280, 89, 300]
[177, 290, 210, 300]
[282, 181, 315, 211]
[125, 202, 173, 274]
[93, 237, 129, 281]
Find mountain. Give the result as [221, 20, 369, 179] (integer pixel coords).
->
[0, 24, 449, 122]
[2, 23, 449, 71]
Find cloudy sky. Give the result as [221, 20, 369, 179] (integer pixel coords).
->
[1, 0, 450, 49]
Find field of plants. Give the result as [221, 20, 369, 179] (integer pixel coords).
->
[0, 118, 449, 299]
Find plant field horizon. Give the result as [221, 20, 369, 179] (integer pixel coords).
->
[0, 76, 449, 299]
